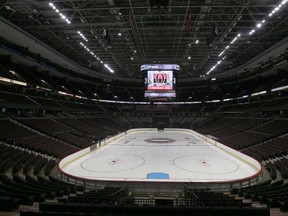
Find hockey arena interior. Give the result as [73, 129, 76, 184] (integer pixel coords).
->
[0, 0, 288, 216]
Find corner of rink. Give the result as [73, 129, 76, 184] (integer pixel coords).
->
[57, 128, 264, 194]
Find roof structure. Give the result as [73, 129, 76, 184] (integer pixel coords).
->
[1, 0, 288, 81]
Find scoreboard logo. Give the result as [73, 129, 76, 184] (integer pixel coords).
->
[147, 70, 173, 90]
[154, 73, 167, 85]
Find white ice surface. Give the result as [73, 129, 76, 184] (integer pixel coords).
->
[61, 130, 260, 183]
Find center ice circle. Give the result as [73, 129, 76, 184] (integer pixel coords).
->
[145, 138, 176, 143]
[81, 154, 145, 173]
[173, 155, 239, 174]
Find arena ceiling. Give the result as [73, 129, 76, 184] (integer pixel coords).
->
[0, 0, 288, 81]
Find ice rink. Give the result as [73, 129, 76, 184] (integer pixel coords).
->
[59, 129, 262, 183]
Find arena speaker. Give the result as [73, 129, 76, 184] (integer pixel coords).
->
[213, 25, 219, 36]
[207, 34, 214, 47]
[102, 29, 112, 49]
[189, 63, 195, 73]
[207, 24, 219, 47]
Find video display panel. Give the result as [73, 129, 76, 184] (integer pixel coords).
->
[147, 70, 173, 90]
[141, 64, 179, 100]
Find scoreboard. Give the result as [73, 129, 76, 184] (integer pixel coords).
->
[141, 64, 180, 100]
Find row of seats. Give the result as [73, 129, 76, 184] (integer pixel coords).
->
[15, 116, 124, 149]
[0, 143, 81, 209]
[0, 119, 78, 157]
[220, 131, 270, 149]
[197, 118, 288, 151]
[57, 118, 109, 136]
[20, 119, 71, 134]
[0, 116, 126, 212]
[20, 202, 269, 216]
[264, 157, 288, 180]
[274, 158, 288, 179]
[58, 187, 126, 205]
[20, 118, 92, 148]
[185, 189, 251, 208]
[236, 181, 288, 210]
[242, 136, 288, 161]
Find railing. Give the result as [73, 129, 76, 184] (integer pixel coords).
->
[184, 186, 200, 206]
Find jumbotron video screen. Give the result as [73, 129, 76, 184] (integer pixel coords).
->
[141, 64, 179, 100]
